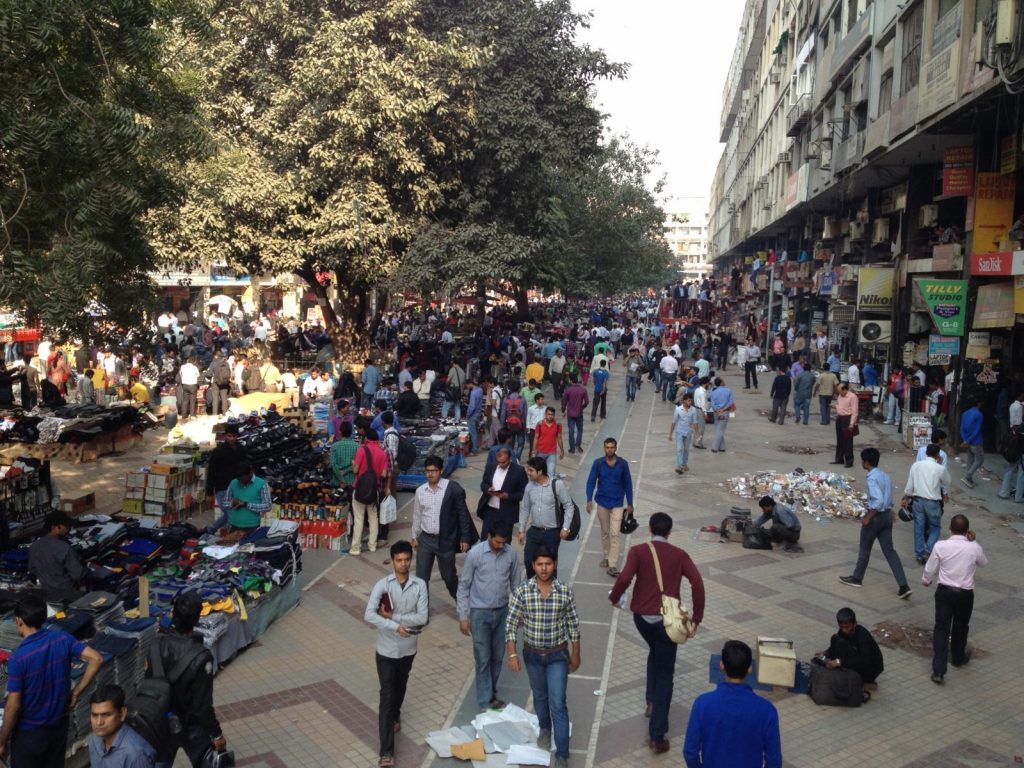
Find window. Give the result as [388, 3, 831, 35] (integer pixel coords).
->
[900, 3, 924, 94]
[879, 71, 893, 115]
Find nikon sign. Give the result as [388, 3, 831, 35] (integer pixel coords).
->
[857, 267, 895, 312]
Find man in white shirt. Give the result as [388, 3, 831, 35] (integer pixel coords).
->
[903, 443, 952, 565]
[658, 352, 679, 402]
[693, 379, 711, 449]
[999, 390, 1024, 502]
[846, 360, 861, 389]
[177, 356, 201, 419]
[526, 393, 547, 457]
[922, 514, 987, 684]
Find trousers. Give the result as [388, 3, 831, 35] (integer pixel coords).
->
[712, 414, 729, 451]
[10, 722, 67, 768]
[523, 648, 571, 759]
[415, 532, 458, 598]
[851, 511, 907, 587]
[471, 606, 508, 707]
[819, 394, 833, 425]
[793, 397, 810, 424]
[591, 390, 607, 419]
[210, 384, 230, 415]
[179, 383, 197, 417]
[596, 505, 624, 566]
[376, 653, 415, 757]
[912, 498, 943, 561]
[350, 499, 379, 555]
[566, 416, 583, 453]
[634, 615, 678, 742]
[744, 360, 759, 389]
[834, 415, 854, 466]
[964, 444, 984, 482]
[770, 396, 789, 424]
[932, 585, 973, 676]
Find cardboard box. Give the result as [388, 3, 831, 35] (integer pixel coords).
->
[61, 493, 96, 515]
[756, 637, 796, 687]
[149, 463, 174, 476]
[122, 499, 143, 515]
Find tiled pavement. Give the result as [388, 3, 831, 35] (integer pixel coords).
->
[183, 368, 1024, 767]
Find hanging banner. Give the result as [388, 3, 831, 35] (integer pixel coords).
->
[973, 172, 1016, 251]
[942, 146, 975, 196]
[973, 282, 1016, 328]
[915, 278, 967, 336]
[857, 267, 895, 312]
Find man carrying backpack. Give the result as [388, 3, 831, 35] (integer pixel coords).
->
[500, 385, 528, 460]
[146, 591, 227, 768]
[205, 351, 232, 416]
[352, 416, 390, 556]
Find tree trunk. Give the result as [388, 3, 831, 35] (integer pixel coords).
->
[297, 268, 378, 369]
[476, 281, 487, 325]
[513, 285, 531, 321]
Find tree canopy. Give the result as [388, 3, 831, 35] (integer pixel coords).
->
[0, 0, 208, 340]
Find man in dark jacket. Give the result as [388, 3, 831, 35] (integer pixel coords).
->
[29, 511, 91, 603]
[821, 607, 884, 683]
[150, 591, 227, 767]
[478, 447, 529, 539]
[411, 455, 475, 599]
[769, 368, 792, 425]
[395, 381, 422, 420]
[205, 351, 231, 415]
[204, 423, 248, 533]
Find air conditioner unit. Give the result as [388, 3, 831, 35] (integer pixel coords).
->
[872, 219, 890, 245]
[737, 115, 746, 127]
[770, 71, 781, 84]
[918, 204, 939, 229]
[819, 148, 832, 170]
[858, 320, 892, 344]
[823, 216, 840, 239]
[849, 221, 867, 241]
[778, 151, 792, 164]
[805, 147, 820, 160]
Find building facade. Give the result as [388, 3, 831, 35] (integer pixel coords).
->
[663, 199, 712, 281]
[709, 0, 1024, 441]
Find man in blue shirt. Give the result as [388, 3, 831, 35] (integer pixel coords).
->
[684, 640, 782, 768]
[862, 359, 879, 387]
[839, 448, 911, 597]
[590, 359, 610, 422]
[753, 496, 802, 551]
[827, 348, 842, 374]
[586, 437, 634, 576]
[466, 380, 485, 455]
[708, 378, 734, 452]
[88, 684, 156, 767]
[0, 594, 104, 767]
[959, 396, 985, 488]
[361, 359, 381, 410]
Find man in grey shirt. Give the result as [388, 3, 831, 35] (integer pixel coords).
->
[753, 495, 803, 553]
[364, 541, 429, 767]
[28, 511, 90, 603]
[517, 457, 574, 579]
[457, 521, 522, 710]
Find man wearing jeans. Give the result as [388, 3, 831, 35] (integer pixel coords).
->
[610, 513, 704, 754]
[904, 443, 951, 564]
[959, 397, 985, 488]
[585, 438, 634, 577]
[839, 448, 912, 597]
[590, 359, 610, 421]
[457, 523, 521, 710]
[466, 380, 484, 455]
[560, 378, 588, 454]
[505, 547, 580, 768]
[365, 541, 429, 767]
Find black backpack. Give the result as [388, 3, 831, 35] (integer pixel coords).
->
[129, 636, 206, 753]
[551, 478, 582, 541]
[213, 360, 231, 386]
[1002, 428, 1023, 464]
[396, 434, 417, 472]
[353, 445, 381, 504]
[741, 522, 773, 550]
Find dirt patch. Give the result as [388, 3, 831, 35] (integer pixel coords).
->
[872, 620, 988, 660]
[778, 445, 819, 455]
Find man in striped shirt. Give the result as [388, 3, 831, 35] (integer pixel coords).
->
[505, 546, 580, 768]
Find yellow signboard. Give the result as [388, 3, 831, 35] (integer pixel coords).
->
[973, 172, 1016, 250]
[857, 267, 895, 312]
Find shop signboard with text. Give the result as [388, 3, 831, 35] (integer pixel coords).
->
[973, 282, 1016, 329]
[857, 267, 894, 312]
[915, 278, 967, 336]
[942, 146, 975, 196]
[969, 250, 1024, 275]
[973, 173, 1016, 251]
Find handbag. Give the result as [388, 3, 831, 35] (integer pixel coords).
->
[704, 411, 714, 424]
[844, 424, 860, 438]
[200, 747, 236, 768]
[809, 664, 869, 707]
[620, 510, 639, 534]
[378, 494, 398, 525]
[647, 542, 693, 644]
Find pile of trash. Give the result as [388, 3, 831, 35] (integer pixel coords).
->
[726, 469, 865, 519]
[426, 704, 558, 767]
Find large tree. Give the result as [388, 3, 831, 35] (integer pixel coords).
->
[0, 0, 209, 341]
[394, 0, 627, 314]
[151, 0, 481, 358]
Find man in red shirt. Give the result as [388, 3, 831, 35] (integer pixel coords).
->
[351, 416, 390, 555]
[531, 407, 565, 479]
[609, 512, 705, 754]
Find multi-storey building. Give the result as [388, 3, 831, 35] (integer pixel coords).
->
[709, 0, 1024, 422]
[663, 199, 712, 281]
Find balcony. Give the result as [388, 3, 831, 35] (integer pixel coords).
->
[833, 132, 865, 172]
[830, 5, 873, 82]
[786, 94, 812, 136]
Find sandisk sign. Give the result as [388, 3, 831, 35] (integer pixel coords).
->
[969, 251, 1024, 275]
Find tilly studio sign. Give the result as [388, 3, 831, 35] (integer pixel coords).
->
[916, 278, 967, 336]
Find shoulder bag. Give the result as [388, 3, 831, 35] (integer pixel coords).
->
[809, 664, 869, 707]
[646, 542, 693, 644]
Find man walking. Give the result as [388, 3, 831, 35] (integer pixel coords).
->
[466, 380, 484, 455]
[904, 443, 952, 564]
[365, 541, 429, 767]
[813, 364, 839, 425]
[923, 515, 987, 684]
[531, 406, 565, 478]
[708, 378, 734, 453]
[412, 456, 475, 600]
[668, 393, 700, 475]
[0, 594, 104, 767]
[590, 359, 610, 421]
[458, 522, 521, 711]
[769, 367, 791, 425]
[839, 448, 912, 596]
[959, 396, 984, 488]
[560, 377, 588, 454]
[792, 364, 816, 426]
[479, 447, 528, 540]
[610, 513, 704, 754]
[743, 339, 760, 390]
[683, 640, 781, 768]
[585, 437, 634, 576]
[518, 458, 574, 578]
[505, 547, 580, 768]
[361, 359, 381, 410]
[831, 383, 858, 467]
[692, 378, 710, 449]
[659, 351, 679, 402]
[548, 348, 567, 399]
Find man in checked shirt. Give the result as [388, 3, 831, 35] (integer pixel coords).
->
[505, 546, 581, 768]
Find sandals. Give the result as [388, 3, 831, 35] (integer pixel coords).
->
[607, 567, 621, 577]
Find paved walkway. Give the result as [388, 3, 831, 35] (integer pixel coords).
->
[203, 366, 1024, 768]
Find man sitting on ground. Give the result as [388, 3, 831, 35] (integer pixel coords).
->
[819, 607, 884, 683]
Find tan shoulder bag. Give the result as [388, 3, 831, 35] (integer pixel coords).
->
[647, 542, 694, 644]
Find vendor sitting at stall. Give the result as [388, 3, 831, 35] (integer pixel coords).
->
[818, 607, 884, 683]
[28, 511, 91, 603]
[753, 495, 803, 553]
[222, 464, 272, 533]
